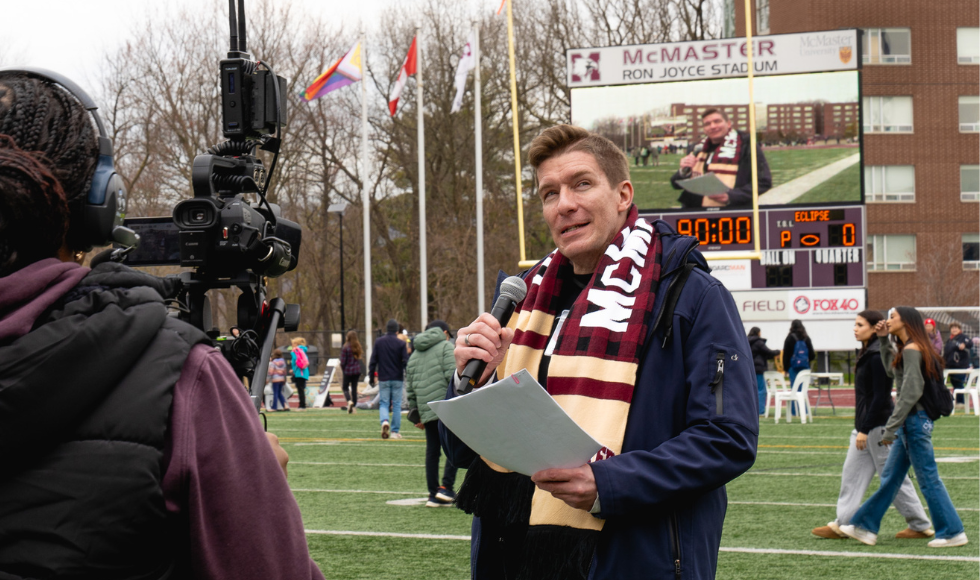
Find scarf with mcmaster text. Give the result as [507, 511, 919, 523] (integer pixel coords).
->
[454, 205, 662, 580]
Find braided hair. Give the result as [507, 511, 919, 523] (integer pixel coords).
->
[0, 135, 70, 275]
[0, 72, 99, 235]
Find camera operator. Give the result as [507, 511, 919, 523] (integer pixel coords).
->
[0, 71, 324, 579]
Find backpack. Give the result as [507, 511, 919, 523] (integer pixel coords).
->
[294, 347, 309, 370]
[789, 336, 809, 370]
[918, 359, 954, 421]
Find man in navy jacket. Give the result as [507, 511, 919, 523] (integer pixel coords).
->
[442, 125, 758, 579]
[369, 319, 410, 439]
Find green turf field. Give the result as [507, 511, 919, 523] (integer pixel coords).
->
[272, 407, 979, 579]
[632, 147, 861, 210]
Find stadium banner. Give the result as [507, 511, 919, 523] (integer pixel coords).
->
[567, 30, 858, 88]
[734, 288, 866, 321]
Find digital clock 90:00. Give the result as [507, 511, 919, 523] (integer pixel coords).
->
[676, 216, 752, 246]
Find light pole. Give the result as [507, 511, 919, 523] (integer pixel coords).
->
[327, 202, 348, 333]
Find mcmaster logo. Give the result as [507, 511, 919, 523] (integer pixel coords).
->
[793, 296, 811, 314]
[570, 52, 601, 82]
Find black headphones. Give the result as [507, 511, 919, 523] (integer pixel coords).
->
[0, 67, 127, 251]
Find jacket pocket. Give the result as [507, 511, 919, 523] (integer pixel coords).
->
[709, 351, 725, 415]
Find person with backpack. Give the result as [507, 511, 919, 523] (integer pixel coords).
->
[290, 338, 312, 410]
[811, 310, 933, 541]
[840, 307, 966, 548]
[268, 349, 289, 412]
[782, 320, 815, 416]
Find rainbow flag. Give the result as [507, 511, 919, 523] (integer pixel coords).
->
[303, 41, 363, 101]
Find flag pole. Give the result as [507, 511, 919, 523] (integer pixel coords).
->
[361, 31, 373, 358]
[504, 0, 526, 265]
[417, 26, 428, 330]
[473, 22, 485, 314]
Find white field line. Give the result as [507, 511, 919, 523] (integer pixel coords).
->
[305, 529, 470, 541]
[292, 461, 424, 467]
[740, 472, 977, 480]
[718, 546, 980, 562]
[728, 500, 980, 512]
[769, 435, 980, 442]
[292, 488, 418, 495]
[300, 529, 980, 561]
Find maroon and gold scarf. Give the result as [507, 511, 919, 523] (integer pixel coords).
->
[692, 128, 744, 206]
[455, 206, 662, 579]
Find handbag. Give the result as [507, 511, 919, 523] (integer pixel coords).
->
[407, 408, 421, 424]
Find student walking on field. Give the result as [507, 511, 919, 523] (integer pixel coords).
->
[812, 310, 933, 541]
[405, 320, 459, 507]
[840, 307, 967, 548]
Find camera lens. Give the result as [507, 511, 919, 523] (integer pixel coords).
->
[174, 199, 217, 229]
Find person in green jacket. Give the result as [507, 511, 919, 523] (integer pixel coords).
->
[406, 320, 458, 507]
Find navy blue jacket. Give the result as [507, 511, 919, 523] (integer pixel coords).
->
[441, 220, 759, 579]
[369, 332, 409, 381]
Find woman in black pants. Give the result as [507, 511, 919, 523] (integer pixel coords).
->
[339, 330, 363, 413]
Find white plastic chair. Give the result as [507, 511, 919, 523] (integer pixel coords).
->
[951, 370, 979, 416]
[763, 371, 787, 418]
[774, 370, 812, 424]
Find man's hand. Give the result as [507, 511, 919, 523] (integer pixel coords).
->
[414, 422, 424, 429]
[679, 153, 697, 171]
[706, 192, 730, 205]
[531, 465, 598, 512]
[855, 431, 868, 451]
[455, 312, 516, 387]
[265, 432, 289, 477]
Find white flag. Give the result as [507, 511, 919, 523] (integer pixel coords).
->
[451, 33, 476, 113]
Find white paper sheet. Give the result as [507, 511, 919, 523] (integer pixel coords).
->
[675, 172, 730, 195]
[428, 369, 602, 476]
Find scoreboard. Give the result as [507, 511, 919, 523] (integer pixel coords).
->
[640, 205, 867, 290]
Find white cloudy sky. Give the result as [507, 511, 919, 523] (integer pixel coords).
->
[2, 0, 438, 88]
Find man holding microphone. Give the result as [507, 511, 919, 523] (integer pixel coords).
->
[441, 124, 758, 580]
[670, 108, 771, 209]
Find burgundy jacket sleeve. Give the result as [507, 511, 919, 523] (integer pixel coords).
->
[162, 344, 324, 580]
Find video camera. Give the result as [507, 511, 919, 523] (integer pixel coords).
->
[116, 0, 301, 411]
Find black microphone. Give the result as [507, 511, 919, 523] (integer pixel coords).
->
[680, 143, 704, 177]
[458, 276, 528, 393]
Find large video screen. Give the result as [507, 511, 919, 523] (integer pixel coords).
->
[570, 70, 861, 211]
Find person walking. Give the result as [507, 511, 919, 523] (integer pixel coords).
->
[748, 327, 780, 416]
[268, 349, 289, 412]
[290, 338, 311, 410]
[340, 330, 364, 414]
[944, 322, 972, 401]
[405, 320, 459, 507]
[840, 307, 967, 548]
[782, 319, 815, 416]
[812, 310, 933, 540]
[368, 319, 410, 439]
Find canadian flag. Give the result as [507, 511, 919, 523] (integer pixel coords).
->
[388, 36, 417, 117]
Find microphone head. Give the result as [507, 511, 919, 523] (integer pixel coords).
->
[499, 276, 528, 304]
[693, 143, 704, 154]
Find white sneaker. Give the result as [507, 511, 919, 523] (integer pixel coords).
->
[928, 533, 968, 548]
[381, 420, 390, 439]
[826, 521, 846, 538]
[839, 524, 877, 546]
[390, 432, 403, 439]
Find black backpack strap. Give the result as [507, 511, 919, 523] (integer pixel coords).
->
[653, 262, 698, 348]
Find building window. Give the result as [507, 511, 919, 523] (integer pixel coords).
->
[865, 165, 915, 202]
[756, 0, 769, 35]
[964, 234, 980, 270]
[867, 235, 916, 271]
[862, 28, 911, 64]
[962, 165, 980, 202]
[862, 96, 913, 133]
[958, 28, 980, 64]
[959, 96, 979, 132]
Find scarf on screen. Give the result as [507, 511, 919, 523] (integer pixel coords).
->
[692, 128, 744, 189]
[454, 206, 662, 580]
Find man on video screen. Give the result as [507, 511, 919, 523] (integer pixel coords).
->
[671, 108, 771, 209]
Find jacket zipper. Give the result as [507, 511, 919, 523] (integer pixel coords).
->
[709, 352, 725, 415]
[668, 512, 682, 579]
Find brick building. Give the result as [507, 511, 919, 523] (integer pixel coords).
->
[670, 103, 754, 141]
[735, 0, 979, 309]
[766, 103, 820, 139]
